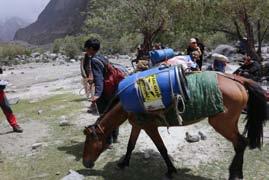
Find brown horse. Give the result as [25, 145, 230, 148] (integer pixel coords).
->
[82, 73, 267, 180]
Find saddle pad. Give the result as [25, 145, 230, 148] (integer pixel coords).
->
[181, 71, 224, 121]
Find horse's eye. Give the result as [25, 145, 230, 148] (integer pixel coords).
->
[91, 131, 99, 139]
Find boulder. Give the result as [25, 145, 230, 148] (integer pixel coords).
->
[61, 170, 84, 180]
[213, 44, 237, 57]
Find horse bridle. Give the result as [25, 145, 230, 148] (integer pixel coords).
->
[84, 123, 104, 140]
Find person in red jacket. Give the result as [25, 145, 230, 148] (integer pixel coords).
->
[0, 69, 23, 133]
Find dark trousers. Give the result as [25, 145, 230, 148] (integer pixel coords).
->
[197, 59, 203, 70]
[96, 95, 119, 144]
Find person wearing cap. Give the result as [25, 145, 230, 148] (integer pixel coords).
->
[0, 68, 23, 133]
[187, 38, 202, 58]
[207, 53, 229, 73]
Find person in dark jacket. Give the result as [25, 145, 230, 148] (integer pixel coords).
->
[195, 37, 205, 69]
[84, 38, 119, 147]
[235, 55, 261, 80]
[238, 37, 248, 55]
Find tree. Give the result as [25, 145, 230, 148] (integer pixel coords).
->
[176, 0, 269, 61]
[84, 0, 176, 52]
[117, 0, 176, 51]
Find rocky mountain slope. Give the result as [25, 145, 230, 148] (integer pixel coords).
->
[14, 0, 88, 45]
[0, 17, 29, 42]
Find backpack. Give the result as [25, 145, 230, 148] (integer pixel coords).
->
[94, 57, 127, 97]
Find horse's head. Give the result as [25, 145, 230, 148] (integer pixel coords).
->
[82, 103, 129, 168]
[82, 124, 107, 168]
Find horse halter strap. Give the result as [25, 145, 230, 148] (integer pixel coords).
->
[85, 123, 104, 138]
[96, 124, 104, 135]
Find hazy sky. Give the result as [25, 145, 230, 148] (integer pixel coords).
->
[0, 0, 50, 22]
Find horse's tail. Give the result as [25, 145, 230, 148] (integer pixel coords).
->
[244, 80, 267, 149]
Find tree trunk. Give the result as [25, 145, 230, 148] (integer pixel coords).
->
[242, 10, 261, 62]
[143, 32, 153, 52]
[257, 20, 262, 58]
[233, 19, 242, 40]
[142, 20, 165, 53]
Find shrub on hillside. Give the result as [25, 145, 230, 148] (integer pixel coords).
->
[0, 43, 31, 58]
[52, 35, 90, 59]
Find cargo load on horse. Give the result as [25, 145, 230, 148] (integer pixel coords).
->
[135, 48, 199, 72]
[117, 65, 188, 113]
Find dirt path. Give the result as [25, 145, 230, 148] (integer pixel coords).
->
[0, 62, 81, 158]
[0, 60, 268, 180]
[0, 121, 48, 156]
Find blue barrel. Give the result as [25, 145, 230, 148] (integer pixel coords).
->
[150, 48, 175, 65]
[117, 65, 187, 112]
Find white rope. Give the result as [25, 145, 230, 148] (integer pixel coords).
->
[174, 94, 185, 126]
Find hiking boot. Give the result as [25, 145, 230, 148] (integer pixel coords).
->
[13, 125, 23, 133]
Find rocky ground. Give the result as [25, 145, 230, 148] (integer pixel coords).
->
[0, 55, 268, 180]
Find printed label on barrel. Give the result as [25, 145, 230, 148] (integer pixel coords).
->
[137, 75, 165, 111]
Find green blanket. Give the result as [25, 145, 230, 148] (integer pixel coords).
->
[135, 71, 224, 126]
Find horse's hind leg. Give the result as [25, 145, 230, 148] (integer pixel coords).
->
[208, 74, 249, 179]
[118, 125, 141, 169]
[144, 126, 177, 179]
[209, 112, 247, 180]
[228, 134, 248, 180]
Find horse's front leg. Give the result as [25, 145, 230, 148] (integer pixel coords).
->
[118, 125, 141, 169]
[144, 126, 177, 179]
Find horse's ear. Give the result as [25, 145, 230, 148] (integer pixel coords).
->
[83, 128, 87, 135]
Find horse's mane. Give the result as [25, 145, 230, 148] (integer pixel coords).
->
[93, 101, 129, 134]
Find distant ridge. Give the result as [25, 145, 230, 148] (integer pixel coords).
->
[0, 17, 29, 42]
[14, 0, 88, 45]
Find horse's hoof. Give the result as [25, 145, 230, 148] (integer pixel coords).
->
[165, 173, 173, 179]
[162, 175, 172, 180]
[229, 176, 243, 180]
[165, 170, 177, 179]
[169, 166, 177, 174]
[117, 162, 129, 169]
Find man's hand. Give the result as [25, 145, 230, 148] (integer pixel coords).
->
[84, 77, 93, 84]
[91, 96, 99, 102]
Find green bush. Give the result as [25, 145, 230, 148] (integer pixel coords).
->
[52, 39, 61, 53]
[83, 33, 142, 54]
[52, 35, 91, 58]
[0, 43, 31, 58]
[204, 32, 229, 49]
